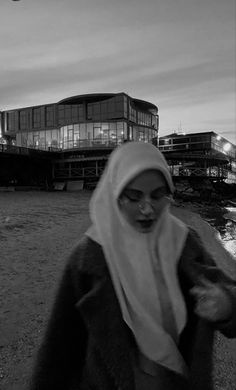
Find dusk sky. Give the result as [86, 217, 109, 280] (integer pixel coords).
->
[1, 0, 235, 143]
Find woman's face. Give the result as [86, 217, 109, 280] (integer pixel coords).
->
[118, 170, 171, 233]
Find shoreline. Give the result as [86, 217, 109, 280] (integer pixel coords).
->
[172, 198, 236, 278]
[173, 197, 236, 229]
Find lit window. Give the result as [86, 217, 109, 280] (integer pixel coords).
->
[223, 143, 231, 152]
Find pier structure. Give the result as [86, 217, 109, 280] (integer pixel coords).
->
[1, 94, 235, 186]
[159, 132, 236, 184]
[0, 131, 235, 188]
[51, 131, 236, 186]
[0, 143, 55, 188]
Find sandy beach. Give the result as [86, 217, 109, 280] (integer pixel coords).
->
[0, 191, 235, 390]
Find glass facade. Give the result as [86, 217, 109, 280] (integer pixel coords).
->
[87, 95, 126, 121]
[211, 135, 236, 159]
[59, 121, 128, 149]
[45, 105, 55, 127]
[16, 122, 130, 150]
[159, 134, 212, 152]
[16, 128, 60, 149]
[159, 133, 235, 160]
[19, 110, 30, 130]
[16, 122, 158, 150]
[33, 107, 42, 129]
[131, 126, 157, 143]
[5, 93, 159, 150]
[58, 104, 84, 125]
[6, 111, 18, 133]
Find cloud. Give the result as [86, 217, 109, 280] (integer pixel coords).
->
[1, 0, 235, 143]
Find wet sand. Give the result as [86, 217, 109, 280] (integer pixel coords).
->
[0, 191, 235, 389]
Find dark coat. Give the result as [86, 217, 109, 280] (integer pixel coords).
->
[30, 229, 236, 390]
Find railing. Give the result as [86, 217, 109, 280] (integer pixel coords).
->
[18, 138, 124, 151]
[54, 166, 104, 179]
[160, 143, 236, 160]
[0, 144, 30, 155]
[169, 166, 228, 178]
[54, 163, 232, 181]
[0, 144, 53, 157]
[59, 138, 125, 150]
[164, 152, 229, 161]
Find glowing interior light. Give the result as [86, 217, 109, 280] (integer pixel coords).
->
[216, 135, 221, 141]
[223, 143, 231, 152]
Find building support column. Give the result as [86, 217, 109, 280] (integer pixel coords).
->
[69, 162, 72, 178]
[52, 163, 55, 179]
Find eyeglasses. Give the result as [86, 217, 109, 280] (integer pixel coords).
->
[119, 187, 170, 210]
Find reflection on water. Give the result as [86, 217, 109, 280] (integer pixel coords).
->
[222, 208, 236, 257]
[202, 207, 236, 258]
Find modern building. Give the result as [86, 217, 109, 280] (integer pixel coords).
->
[1, 94, 236, 186]
[159, 131, 236, 183]
[0, 93, 159, 150]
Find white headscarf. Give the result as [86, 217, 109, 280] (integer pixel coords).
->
[86, 142, 189, 375]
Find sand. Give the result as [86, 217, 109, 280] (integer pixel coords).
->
[0, 191, 235, 390]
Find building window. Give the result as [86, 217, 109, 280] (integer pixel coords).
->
[7, 111, 18, 132]
[137, 111, 152, 127]
[65, 106, 72, 123]
[68, 105, 81, 123]
[129, 104, 137, 122]
[58, 104, 85, 124]
[45, 105, 55, 127]
[87, 96, 126, 122]
[19, 110, 28, 130]
[33, 107, 42, 129]
[58, 105, 73, 125]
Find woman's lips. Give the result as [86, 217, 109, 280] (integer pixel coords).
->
[137, 220, 155, 229]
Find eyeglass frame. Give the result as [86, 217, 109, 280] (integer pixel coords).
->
[118, 186, 172, 211]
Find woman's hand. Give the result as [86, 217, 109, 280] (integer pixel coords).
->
[190, 277, 233, 323]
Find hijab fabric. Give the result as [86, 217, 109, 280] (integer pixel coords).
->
[86, 142, 189, 375]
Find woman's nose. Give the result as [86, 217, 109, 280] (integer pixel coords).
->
[139, 201, 154, 215]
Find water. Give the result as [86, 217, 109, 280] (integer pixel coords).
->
[202, 206, 236, 258]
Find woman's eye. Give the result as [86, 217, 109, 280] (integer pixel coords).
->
[122, 192, 141, 202]
[151, 189, 168, 200]
[126, 195, 140, 202]
[152, 194, 163, 200]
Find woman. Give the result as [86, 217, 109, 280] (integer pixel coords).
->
[30, 141, 236, 390]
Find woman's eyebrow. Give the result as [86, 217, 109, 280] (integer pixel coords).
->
[151, 186, 168, 195]
[124, 186, 167, 197]
[123, 189, 143, 196]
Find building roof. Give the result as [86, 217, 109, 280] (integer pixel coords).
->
[159, 131, 216, 139]
[58, 93, 116, 105]
[58, 92, 158, 112]
[159, 131, 235, 148]
[2, 92, 158, 114]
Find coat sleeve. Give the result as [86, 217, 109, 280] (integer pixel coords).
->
[179, 228, 236, 338]
[29, 258, 88, 390]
